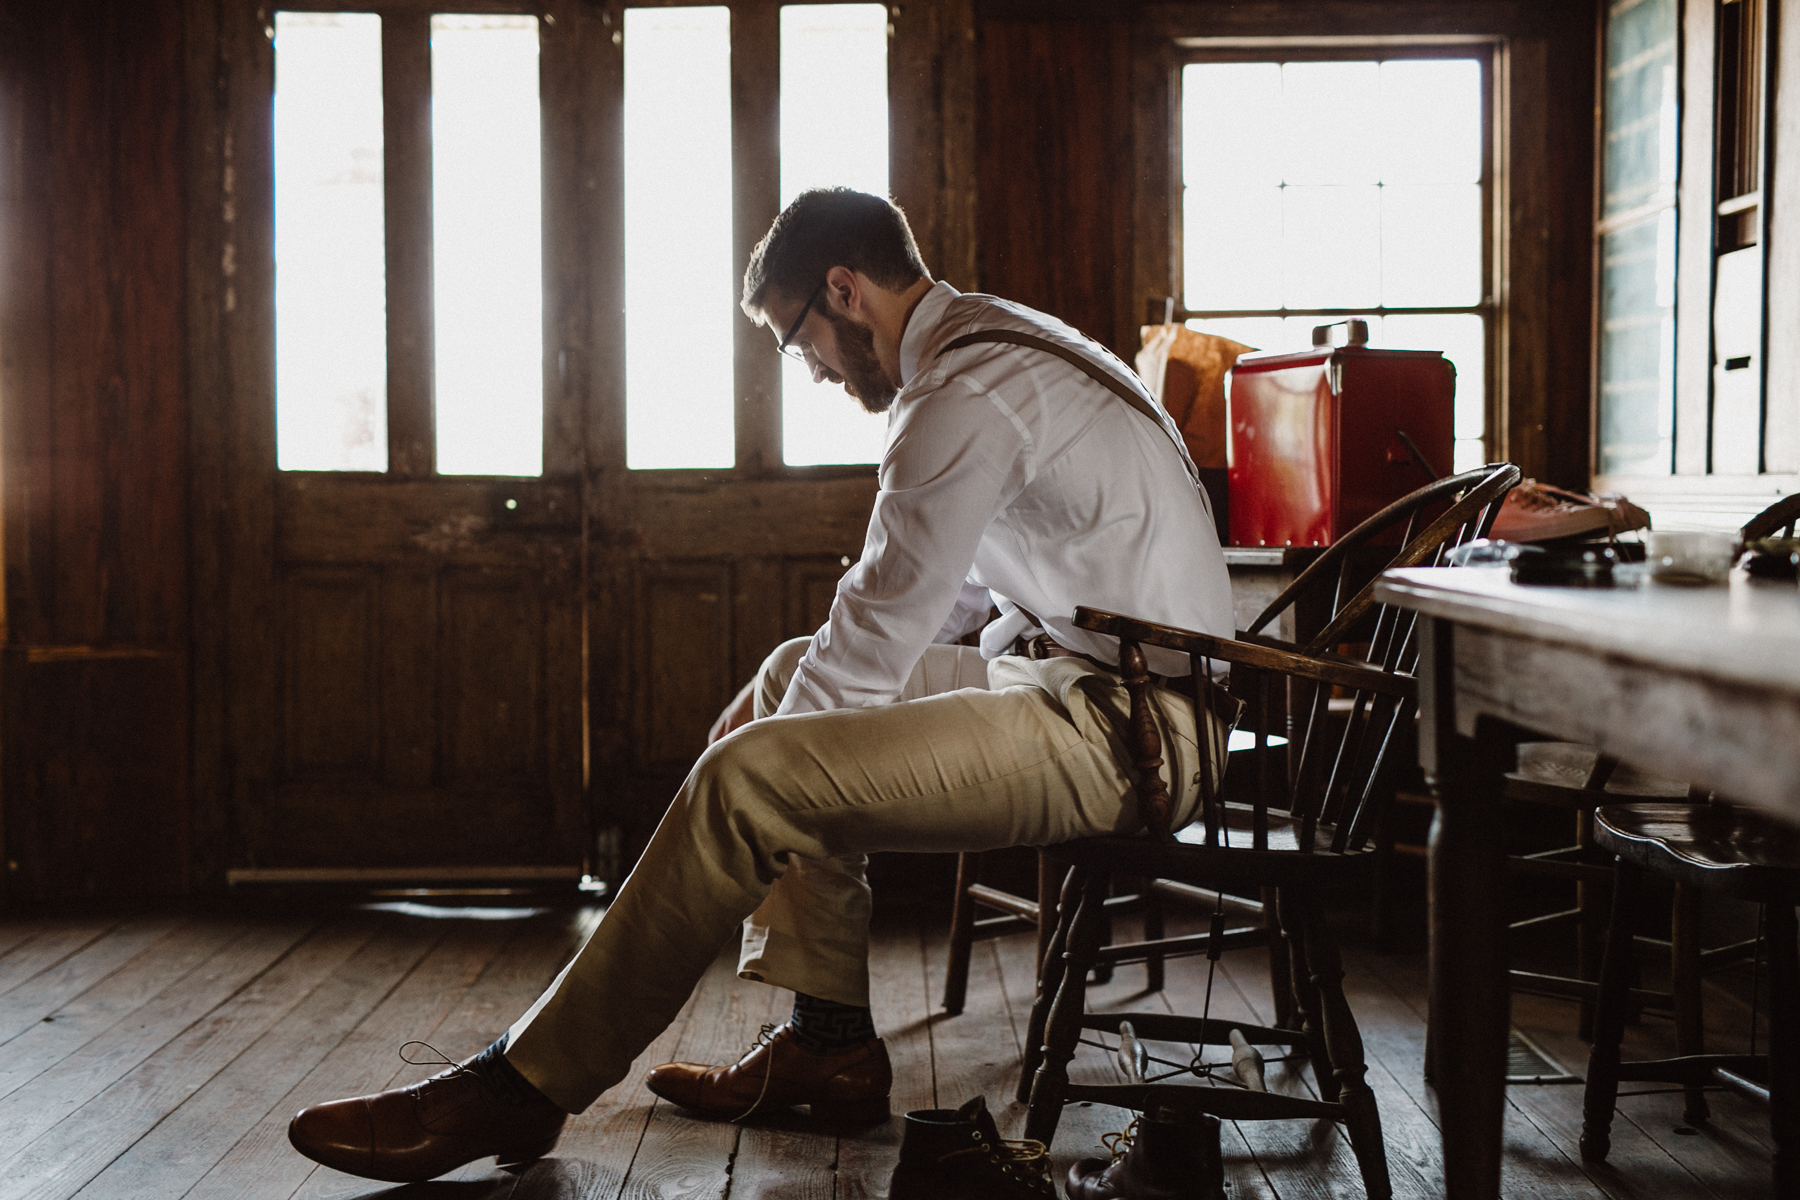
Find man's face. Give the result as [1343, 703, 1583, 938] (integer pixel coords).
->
[766, 285, 897, 415]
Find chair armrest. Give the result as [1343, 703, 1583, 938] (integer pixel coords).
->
[1074, 607, 1417, 701]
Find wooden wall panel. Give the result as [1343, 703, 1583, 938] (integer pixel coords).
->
[282, 572, 378, 777]
[438, 569, 545, 786]
[785, 557, 845, 644]
[976, 15, 1136, 356]
[0, 0, 194, 900]
[638, 562, 734, 768]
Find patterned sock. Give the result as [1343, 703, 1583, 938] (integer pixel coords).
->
[472, 1034, 559, 1109]
[788, 992, 877, 1055]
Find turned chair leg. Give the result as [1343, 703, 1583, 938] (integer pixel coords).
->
[1025, 867, 1108, 1146]
[1298, 891, 1391, 1200]
[1670, 880, 1710, 1124]
[1264, 886, 1295, 1029]
[1141, 879, 1166, 993]
[1768, 899, 1799, 1196]
[1019, 861, 1079, 1103]
[1279, 888, 1334, 1094]
[1575, 810, 1603, 1042]
[942, 851, 982, 1014]
[1581, 859, 1642, 1162]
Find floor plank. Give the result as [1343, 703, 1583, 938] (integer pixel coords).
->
[0, 919, 357, 1200]
[0, 919, 246, 1105]
[0, 920, 126, 1000]
[183, 916, 519, 1200]
[291, 908, 600, 1200]
[616, 951, 784, 1200]
[834, 919, 935, 1200]
[71, 920, 446, 1200]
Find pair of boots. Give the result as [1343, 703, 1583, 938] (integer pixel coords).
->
[889, 1097, 1224, 1200]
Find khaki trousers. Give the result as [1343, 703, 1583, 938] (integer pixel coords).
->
[505, 637, 1218, 1113]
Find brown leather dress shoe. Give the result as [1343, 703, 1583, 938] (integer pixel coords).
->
[645, 1022, 891, 1122]
[287, 1053, 567, 1183]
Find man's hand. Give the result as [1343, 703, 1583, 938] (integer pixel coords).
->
[708, 680, 758, 744]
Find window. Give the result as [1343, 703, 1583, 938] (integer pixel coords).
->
[273, 11, 546, 477]
[1594, 0, 1679, 476]
[623, 2, 891, 470]
[1177, 53, 1491, 473]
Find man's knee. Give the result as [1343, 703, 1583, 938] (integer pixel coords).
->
[753, 637, 812, 719]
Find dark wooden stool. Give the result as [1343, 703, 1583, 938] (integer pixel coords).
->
[1582, 802, 1800, 1195]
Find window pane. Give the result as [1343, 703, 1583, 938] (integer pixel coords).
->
[1280, 62, 1379, 185]
[1281, 185, 1379, 308]
[780, 3, 889, 467]
[1377, 59, 1482, 185]
[1184, 184, 1283, 311]
[1381, 184, 1482, 307]
[625, 7, 735, 470]
[1602, 0, 1678, 219]
[274, 12, 386, 473]
[1597, 211, 1676, 475]
[431, 15, 543, 476]
[1380, 313, 1485, 442]
[1183, 62, 1282, 189]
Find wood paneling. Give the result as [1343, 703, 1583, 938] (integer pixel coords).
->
[976, 15, 1137, 356]
[638, 562, 734, 769]
[0, 0, 194, 899]
[439, 569, 544, 786]
[282, 572, 379, 777]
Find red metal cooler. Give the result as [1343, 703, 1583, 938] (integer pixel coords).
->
[1226, 323, 1454, 548]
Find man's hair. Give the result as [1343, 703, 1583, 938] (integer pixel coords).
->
[741, 188, 929, 319]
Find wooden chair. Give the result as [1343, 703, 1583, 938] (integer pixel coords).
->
[1581, 802, 1800, 1195]
[1502, 491, 1800, 1095]
[939, 462, 1499, 1020]
[1017, 463, 1521, 1200]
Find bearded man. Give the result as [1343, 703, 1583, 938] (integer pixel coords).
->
[286, 187, 1234, 1191]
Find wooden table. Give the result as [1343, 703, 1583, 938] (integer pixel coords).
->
[1373, 566, 1800, 1199]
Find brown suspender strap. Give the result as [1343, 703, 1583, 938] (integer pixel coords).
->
[935, 329, 1200, 486]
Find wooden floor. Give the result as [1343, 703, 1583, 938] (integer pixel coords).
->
[0, 896, 1773, 1199]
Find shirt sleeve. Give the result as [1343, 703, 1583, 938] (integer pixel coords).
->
[778, 380, 1025, 714]
[933, 579, 993, 644]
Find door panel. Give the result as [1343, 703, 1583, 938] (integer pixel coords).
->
[283, 571, 380, 776]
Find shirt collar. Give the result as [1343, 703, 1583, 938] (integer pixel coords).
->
[897, 280, 961, 388]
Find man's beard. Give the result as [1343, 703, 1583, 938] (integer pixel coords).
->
[823, 308, 897, 414]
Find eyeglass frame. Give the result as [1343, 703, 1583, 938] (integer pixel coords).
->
[775, 279, 828, 364]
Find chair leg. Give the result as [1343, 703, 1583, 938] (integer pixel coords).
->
[1141, 879, 1166, 993]
[1019, 862, 1079, 1104]
[1025, 868, 1108, 1146]
[942, 852, 981, 1015]
[1575, 810, 1602, 1042]
[1581, 859, 1642, 1163]
[1265, 885, 1295, 1030]
[1767, 899, 1799, 1197]
[1670, 881, 1709, 1124]
[1035, 851, 1058, 981]
[1279, 888, 1334, 1097]
[1298, 892, 1391, 1200]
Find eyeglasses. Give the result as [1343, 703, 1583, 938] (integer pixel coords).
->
[776, 279, 827, 364]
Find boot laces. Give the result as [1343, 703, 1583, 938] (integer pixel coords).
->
[1101, 1115, 1141, 1164]
[940, 1128, 1055, 1192]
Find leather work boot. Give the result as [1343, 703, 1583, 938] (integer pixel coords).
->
[887, 1095, 1056, 1199]
[1067, 1108, 1227, 1200]
[645, 1022, 891, 1122]
[287, 1049, 566, 1183]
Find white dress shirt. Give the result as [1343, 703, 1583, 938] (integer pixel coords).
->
[777, 282, 1235, 716]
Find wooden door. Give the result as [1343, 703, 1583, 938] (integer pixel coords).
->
[195, 0, 974, 882]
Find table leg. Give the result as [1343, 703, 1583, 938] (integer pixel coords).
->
[1419, 618, 1512, 1199]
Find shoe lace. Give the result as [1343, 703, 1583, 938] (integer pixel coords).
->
[939, 1128, 1055, 1193]
[399, 1040, 470, 1077]
[1101, 1115, 1141, 1164]
[728, 1023, 783, 1123]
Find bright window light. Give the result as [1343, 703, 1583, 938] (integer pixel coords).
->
[274, 12, 386, 473]
[1182, 57, 1485, 464]
[779, 3, 889, 466]
[431, 15, 543, 477]
[625, 7, 735, 470]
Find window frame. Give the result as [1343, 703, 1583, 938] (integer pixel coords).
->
[1167, 40, 1501, 470]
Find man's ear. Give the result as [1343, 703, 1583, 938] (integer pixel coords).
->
[823, 264, 864, 320]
